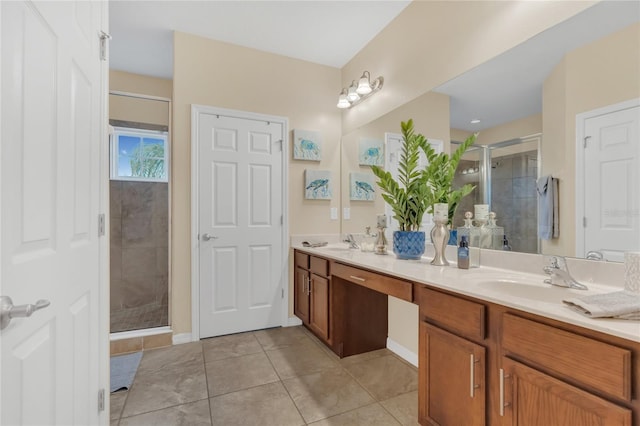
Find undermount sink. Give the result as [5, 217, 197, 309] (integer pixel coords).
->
[474, 278, 587, 303]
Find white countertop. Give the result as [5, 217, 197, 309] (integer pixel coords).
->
[293, 243, 640, 343]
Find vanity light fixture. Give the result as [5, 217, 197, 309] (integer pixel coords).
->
[337, 70, 384, 109]
[346, 81, 360, 102]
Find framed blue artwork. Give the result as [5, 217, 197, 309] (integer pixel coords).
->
[293, 129, 322, 161]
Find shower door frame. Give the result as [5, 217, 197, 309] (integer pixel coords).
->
[108, 90, 173, 339]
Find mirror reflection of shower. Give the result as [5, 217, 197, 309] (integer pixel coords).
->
[451, 136, 541, 254]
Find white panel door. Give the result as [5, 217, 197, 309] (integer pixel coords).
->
[584, 105, 640, 262]
[197, 111, 284, 338]
[383, 132, 443, 238]
[1, 1, 106, 425]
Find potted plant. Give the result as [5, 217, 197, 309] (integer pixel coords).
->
[371, 119, 476, 260]
[422, 133, 477, 230]
[370, 119, 431, 259]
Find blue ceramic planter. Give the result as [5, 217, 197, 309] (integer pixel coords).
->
[393, 231, 425, 260]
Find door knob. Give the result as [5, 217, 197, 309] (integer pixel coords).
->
[0, 296, 51, 330]
[201, 233, 218, 241]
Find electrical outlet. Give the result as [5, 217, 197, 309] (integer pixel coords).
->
[330, 207, 338, 220]
[343, 208, 350, 220]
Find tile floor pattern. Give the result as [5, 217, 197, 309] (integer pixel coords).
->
[110, 326, 418, 425]
[110, 302, 169, 333]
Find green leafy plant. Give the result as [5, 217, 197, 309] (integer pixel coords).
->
[422, 133, 477, 225]
[371, 119, 477, 230]
[371, 119, 431, 231]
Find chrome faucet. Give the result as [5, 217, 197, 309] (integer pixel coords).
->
[543, 256, 588, 290]
[343, 234, 359, 249]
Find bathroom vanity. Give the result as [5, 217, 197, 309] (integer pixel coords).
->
[293, 246, 640, 425]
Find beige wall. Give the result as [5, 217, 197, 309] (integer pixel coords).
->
[341, 1, 595, 134]
[109, 70, 172, 126]
[172, 32, 342, 335]
[542, 22, 640, 256]
[474, 114, 542, 146]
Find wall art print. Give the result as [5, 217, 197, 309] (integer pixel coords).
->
[293, 129, 322, 161]
[304, 169, 332, 200]
[358, 138, 384, 166]
[350, 172, 375, 201]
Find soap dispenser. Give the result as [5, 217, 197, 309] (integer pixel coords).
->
[458, 236, 470, 269]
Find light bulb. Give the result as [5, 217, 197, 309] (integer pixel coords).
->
[356, 71, 372, 95]
[347, 82, 360, 102]
[337, 91, 350, 109]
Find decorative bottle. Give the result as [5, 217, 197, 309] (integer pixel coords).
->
[457, 236, 470, 269]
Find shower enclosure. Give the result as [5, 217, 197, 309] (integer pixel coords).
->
[109, 91, 171, 333]
[451, 136, 541, 254]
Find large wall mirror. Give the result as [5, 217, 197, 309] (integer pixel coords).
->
[340, 1, 640, 262]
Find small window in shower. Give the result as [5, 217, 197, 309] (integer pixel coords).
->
[111, 127, 169, 182]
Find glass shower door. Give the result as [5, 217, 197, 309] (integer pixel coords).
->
[489, 137, 540, 253]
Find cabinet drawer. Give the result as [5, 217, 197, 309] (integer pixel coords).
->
[502, 313, 632, 401]
[419, 287, 486, 341]
[295, 251, 309, 269]
[310, 256, 329, 277]
[332, 262, 412, 302]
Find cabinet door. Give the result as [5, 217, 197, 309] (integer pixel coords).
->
[419, 322, 485, 426]
[294, 267, 310, 324]
[500, 357, 631, 426]
[309, 273, 330, 341]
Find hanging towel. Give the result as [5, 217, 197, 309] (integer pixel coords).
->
[537, 175, 555, 240]
[552, 177, 559, 238]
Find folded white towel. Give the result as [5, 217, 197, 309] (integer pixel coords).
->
[302, 240, 328, 248]
[563, 291, 640, 320]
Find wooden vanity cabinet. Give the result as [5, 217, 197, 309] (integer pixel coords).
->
[420, 321, 486, 425]
[417, 286, 638, 426]
[500, 357, 631, 425]
[499, 313, 633, 425]
[418, 287, 488, 426]
[293, 251, 331, 343]
[294, 252, 310, 324]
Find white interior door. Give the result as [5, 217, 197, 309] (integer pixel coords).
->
[1, 1, 107, 425]
[195, 108, 285, 338]
[582, 105, 640, 262]
[383, 132, 443, 237]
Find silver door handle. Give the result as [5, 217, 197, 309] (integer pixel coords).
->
[0, 296, 51, 330]
[499, 368, 511, 416]
[201, 233, 218, 241]
[470, 354, 480, 397]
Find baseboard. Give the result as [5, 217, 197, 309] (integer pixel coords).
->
[287, 316, 303, 327]
[387, 337, 418, 367]
[172, 332, 193, 345]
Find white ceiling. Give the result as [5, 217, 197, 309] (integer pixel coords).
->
[109, 1, 639, 133]
[109, 0, 411, 78]
[435, 1, 640, 132]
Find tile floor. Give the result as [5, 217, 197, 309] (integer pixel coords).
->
[110, 326, 419, 425]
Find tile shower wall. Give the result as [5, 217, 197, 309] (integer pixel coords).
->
[490, 150, 538, 253]
[110, 181, 168, 332]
